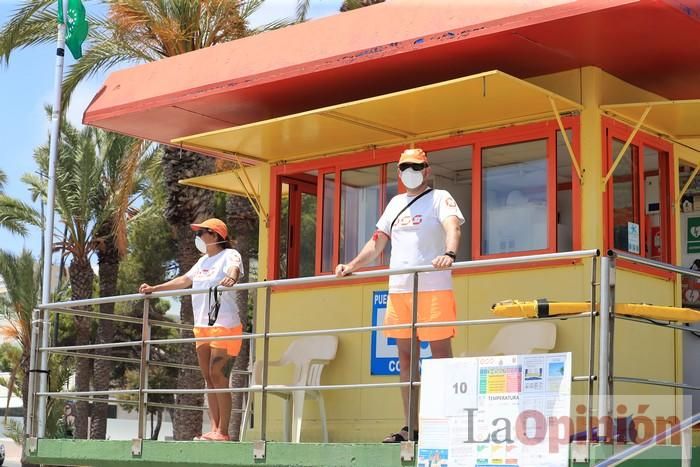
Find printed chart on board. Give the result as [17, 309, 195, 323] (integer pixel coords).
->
[417, 353, 572, 467]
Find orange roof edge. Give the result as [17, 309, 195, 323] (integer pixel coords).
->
[83, 0, 632, 125]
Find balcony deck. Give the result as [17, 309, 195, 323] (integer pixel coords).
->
[24, 439, 700, 467]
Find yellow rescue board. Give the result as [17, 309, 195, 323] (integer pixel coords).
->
[492, 299, 700, 322]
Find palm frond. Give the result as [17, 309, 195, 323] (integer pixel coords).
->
[0, 249, 40, 353]
[62, 33, 149, 114]
[0, 169, 7, 192]
[20, 173, 46, 202]
[0, 195, 41, 236]
[238, 0, 267, 20]
[110, 137, 145, 257]
[0, 0, 56, 65]
[296, 0, 311, 22]
[248, 17, 297, 35]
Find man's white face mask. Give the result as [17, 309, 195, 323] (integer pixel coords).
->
[400, 168, 424, 189]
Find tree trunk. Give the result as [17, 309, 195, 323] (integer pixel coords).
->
[69, 259, 95, 439]
[91, 225, 119, 440]
[151, 409, 163, 440]
[226, 195, 259, 440]
[162, 146, 215, 440]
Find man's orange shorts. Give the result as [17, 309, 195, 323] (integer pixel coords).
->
[384, 290, 456, 341]
[193, 325, 243, 356]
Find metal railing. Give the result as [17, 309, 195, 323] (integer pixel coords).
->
[594, 411, 700, 466]
[25, 250, 600, 459]
[594, 249, 700, 466]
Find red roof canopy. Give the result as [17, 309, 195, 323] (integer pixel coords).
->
[84, 0, 700, 147]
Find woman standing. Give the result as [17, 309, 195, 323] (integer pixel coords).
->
[139, 218, 244, 441]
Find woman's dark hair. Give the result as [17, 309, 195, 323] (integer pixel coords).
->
[214, 232, 233, 250]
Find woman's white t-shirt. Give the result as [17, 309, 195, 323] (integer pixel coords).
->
[376, 189, 464, 293]
[184, 248, 244, 328]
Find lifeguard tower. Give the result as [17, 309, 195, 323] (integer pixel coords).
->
[24, 1, 700, 465]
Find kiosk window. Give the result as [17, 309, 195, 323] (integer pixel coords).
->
[481, 139, 548, 256]
[605, 120, 672, 264]
[271, 118, 580, 278]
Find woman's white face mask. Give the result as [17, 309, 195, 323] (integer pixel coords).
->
[400, 168, 424, 189]
[195, 236, 208, 254]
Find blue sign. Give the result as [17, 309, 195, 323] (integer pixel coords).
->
[371, 290, 432, 375]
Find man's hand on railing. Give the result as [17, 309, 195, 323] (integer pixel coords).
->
[139, 283, 156, 294]
[335, 263, 355, 277]
[432, 254, 455, 269]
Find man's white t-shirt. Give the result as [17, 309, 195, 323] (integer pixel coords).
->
[185, 248, 244, 328]
[376, 189, 464, 293]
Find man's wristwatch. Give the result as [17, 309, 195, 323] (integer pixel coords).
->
[444, 251, 456, 261]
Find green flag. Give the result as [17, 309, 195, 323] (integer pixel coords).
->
[57, 0, 88, 59]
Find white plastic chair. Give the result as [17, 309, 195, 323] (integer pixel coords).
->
[462, 322, 556, 356]
[241, 335, 338, 443]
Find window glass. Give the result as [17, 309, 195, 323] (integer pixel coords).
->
[381, 163, 399, 265]
[556, 130, 574, 251]
[428, 145, 473, 260]
[299, 192, 317, 277]
[643, 147, 662, 260]
[340, 165, 381, 265]
[482, 140, 548, 255]
[278, 182, 290, 279]
[611, 139, 639, 253]
[321, 173, 335, 272]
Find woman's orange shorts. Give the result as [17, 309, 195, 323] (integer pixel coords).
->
[384, 290, 456, 341]
[193, 325, 243, 356]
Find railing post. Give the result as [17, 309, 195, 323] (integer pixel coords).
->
[586, 255, 598, 461]
[36, 306, 51, 437]
[598, 254, 614, 441]
[260, 286, 272, 445]
[25, 308, 41, 440]
[407, 272, 419, 443]
[136, 297, 151, 449]
[249, 287, 257, 431]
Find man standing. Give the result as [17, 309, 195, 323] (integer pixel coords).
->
[335, 148, 464, 443]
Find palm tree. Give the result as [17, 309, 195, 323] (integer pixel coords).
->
[1, 0, 289, 441]
[225, 195, 258, 439]
[0, 169, 40, 236]
[0, 249, 40, 464]
[91, 132, 155, 439]
[50, 124, 103, 439]
[30, 123, 155, 438]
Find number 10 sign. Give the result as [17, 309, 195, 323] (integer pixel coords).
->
[443, 359, 479, 414]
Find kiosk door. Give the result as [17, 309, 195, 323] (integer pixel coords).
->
[279, 177, 317, 278]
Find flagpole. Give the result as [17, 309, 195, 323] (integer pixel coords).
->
[36, 0, 68, 438]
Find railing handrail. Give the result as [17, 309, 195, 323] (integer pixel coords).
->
[611, 249, 700, 279]
[39, 313, 592, 353]
[39, 249, 599, 310]
[594, 411, 700, 466]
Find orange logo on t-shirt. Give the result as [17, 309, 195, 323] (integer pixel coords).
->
[397, 215, 423, 227]
[445, 197, 457, 208]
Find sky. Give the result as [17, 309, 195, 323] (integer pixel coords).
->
[0, 0, 344, 261]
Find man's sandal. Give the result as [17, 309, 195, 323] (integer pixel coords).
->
[382, 426, 418, 443]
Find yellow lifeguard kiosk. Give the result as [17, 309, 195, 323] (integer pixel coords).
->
[25, 1, 700, 465]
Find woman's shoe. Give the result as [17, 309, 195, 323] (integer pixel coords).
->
[206, 432, 231, 441]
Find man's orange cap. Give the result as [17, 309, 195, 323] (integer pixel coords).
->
[399, 148, 428, 165]
[190, 218, 228, 240]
